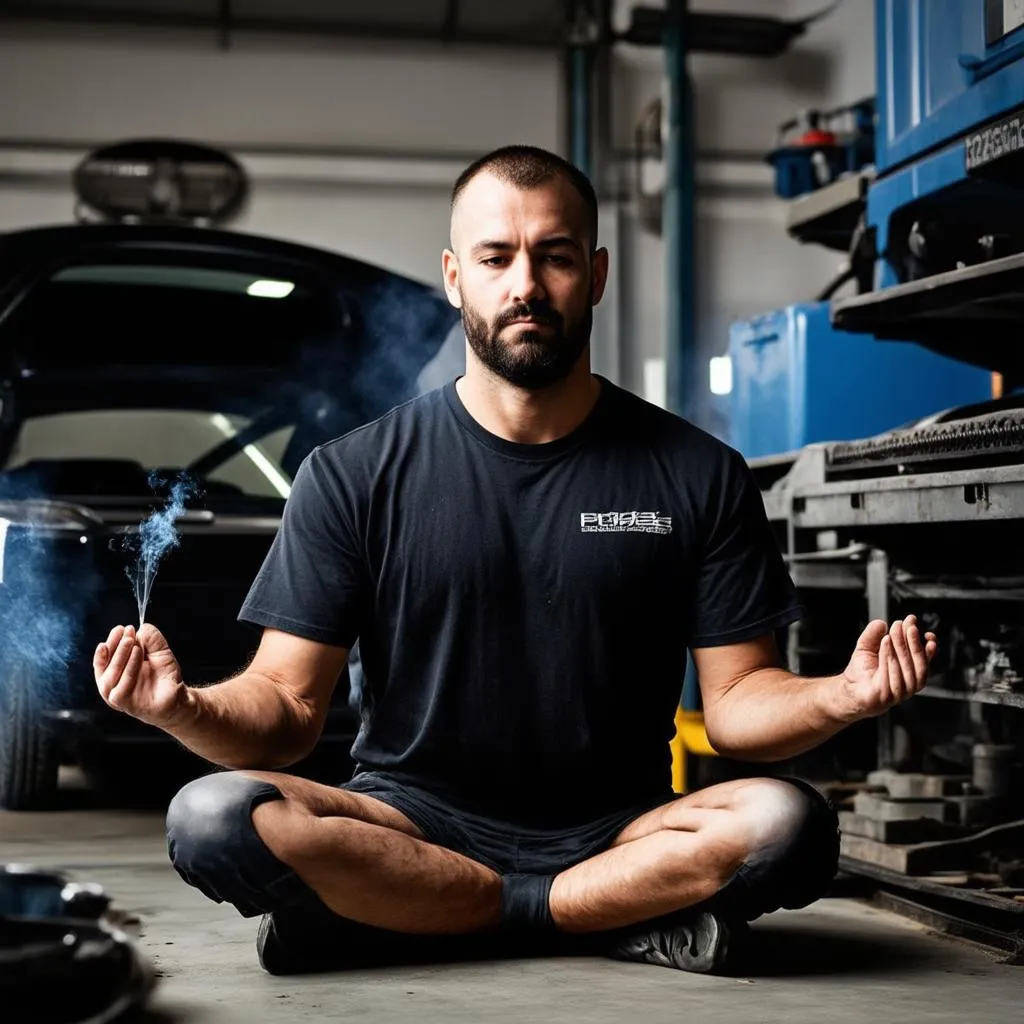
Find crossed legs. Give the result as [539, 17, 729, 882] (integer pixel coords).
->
[166, 769, 837, 949]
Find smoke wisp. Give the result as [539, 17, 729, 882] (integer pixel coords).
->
[121, 472, 199, 626]
[0, 521, 88, 705]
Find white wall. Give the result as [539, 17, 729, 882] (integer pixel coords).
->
[0, 22, 562, 286]
[0, 23, 562, 153]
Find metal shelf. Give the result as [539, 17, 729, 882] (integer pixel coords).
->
[792, 466, 1024, 527]
[891, 581, 1024, 601]
[919, 686, 1024, 709]
[784, 172, 868, 252]
[831, 249, 1024, 376]
[789, 561, 865, 591]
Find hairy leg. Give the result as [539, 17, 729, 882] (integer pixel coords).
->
[549, 778, 829, 932]
[244, 771, 503, 935]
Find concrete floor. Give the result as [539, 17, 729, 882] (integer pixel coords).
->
[2, 770, 1020, 1024]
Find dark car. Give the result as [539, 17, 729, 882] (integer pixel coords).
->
[0, 223, 461, 809]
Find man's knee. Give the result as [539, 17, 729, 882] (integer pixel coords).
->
[166, 771, 280, 873]
[718, 777, 839, 919]
[748, 776, 835, 846]
[166, 771, 295, 916]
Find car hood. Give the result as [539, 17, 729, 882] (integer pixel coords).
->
[0, 223, 461, 421]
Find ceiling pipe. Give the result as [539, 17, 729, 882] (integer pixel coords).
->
[0, 2, 564, 49]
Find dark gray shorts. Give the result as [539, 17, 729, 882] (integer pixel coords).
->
[343, 771, 672, 874]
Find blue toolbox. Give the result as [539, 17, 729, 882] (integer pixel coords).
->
[729, 302, 992, 460]
[766, 99, 875, 200]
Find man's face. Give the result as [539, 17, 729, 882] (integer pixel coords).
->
[443, 172, 608, 390]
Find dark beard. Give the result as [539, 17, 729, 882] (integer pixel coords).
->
[461, 297, 592, 391]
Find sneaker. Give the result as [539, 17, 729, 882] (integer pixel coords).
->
[256, 909, 362, 975]
[256, 912, 298, 976]
[609, 910, 742, 974]
[256, 909, 462, 974]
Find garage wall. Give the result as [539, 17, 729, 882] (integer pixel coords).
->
[0, 3, 877, 435]
[0, 21, 562, 286]
[0, 25, 562, 153]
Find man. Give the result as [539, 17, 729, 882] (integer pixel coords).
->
[94, 145, 936, 977]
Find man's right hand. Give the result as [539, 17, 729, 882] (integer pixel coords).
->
[94, 624, 193, 729]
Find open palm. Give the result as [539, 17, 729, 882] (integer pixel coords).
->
[841, 615, 937, 718]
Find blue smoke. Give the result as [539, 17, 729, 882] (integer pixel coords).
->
[0, 504, 103, 713]
[122, 472, 199, 625]
[348, 276, 460, 414]
[0, 524, 78, 676]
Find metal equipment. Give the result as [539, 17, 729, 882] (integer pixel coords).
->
[835, 0, 1024, 331]
[765, 99, 875, 201]
[731, 0, 1024, 952]
[0, 863, 156, 1022]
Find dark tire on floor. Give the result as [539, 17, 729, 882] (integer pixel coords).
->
[0, 662, 60, 810]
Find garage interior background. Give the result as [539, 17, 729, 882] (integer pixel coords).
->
[0, 0, 869, 442]
[5, 2, 1024, 1018]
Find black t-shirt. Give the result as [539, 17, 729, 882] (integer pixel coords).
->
[239, 378, 801, 825]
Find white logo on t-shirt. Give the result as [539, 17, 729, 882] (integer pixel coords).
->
[580, 512, 672, 535]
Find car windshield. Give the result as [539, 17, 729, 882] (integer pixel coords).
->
[0, 408, 295, 504]
[0, 230, 460, 514]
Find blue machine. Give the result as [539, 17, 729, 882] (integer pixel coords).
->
[729, 303, 991, 460]
[868, 0, 1024, 291]
[876, 0, 1024, 174]
[731, 0, 1024, 458]
[829, 0, 1024, 379]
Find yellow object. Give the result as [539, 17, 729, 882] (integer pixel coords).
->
[670, 707, 718, 794]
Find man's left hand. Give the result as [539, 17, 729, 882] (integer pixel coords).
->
[839, 615, 937, 720]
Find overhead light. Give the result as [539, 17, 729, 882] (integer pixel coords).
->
[246, 279, 295, 299]
[709, 355, 733, 396]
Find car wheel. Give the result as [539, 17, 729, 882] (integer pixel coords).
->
[0, 662, 60, 810]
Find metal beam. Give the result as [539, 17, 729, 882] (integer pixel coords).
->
[441, 0, 460, 40]
[0, 143, 471, 192]
[662, 0, 697, 419]
[0, 3, 562, 49]
[0, 140, 774, 192]
[218, 0, 232, 51]
[591, 0, 614, 201]
[865, 548, 895, 770]
[566, 1, 601, 178]
[567, 43, 592, 177]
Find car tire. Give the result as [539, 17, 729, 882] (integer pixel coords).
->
[0, 662, 60, 810]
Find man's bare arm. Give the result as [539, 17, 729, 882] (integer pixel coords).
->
[693, 616, 936, 762]
[94, 623, 349, 771]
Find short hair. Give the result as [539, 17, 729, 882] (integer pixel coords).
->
[450, 145, 598, 249]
